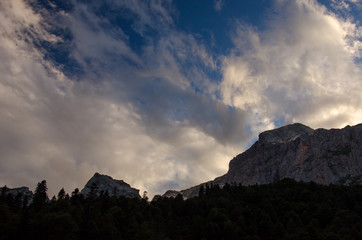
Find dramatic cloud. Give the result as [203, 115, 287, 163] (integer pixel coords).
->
[220, 0, 362, 133]
[0, 0, 361, 198]
[0, 0, 246, 197]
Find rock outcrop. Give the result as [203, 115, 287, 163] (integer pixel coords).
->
[0, 186, 34, 203]
[81, 173, 141, 199]
[165, 123, 362, 199]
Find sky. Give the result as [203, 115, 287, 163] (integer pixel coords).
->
[0, 0, 361, 198]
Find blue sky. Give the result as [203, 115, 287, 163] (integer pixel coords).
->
[0, 0, 361, 197]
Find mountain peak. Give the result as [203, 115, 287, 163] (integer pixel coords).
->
[259, 123, 314, 144]
[81, 173, 140, 199]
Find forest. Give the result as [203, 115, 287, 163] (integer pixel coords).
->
[0, 178, 361, 240]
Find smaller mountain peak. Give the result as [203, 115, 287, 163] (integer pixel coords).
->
[91, 172, 114, 182]
[0, 186, 34, 204]
[163, 190, 181, 198]
[259, 123, 314, 144]
[81, 173, 140, 199]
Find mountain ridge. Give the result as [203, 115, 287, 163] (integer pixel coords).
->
[163, 123, 362, 199]
[2, 123, 362, 200]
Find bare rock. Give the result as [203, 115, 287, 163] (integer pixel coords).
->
[81, 173, 141, 199]
[166, 123, 362, 199]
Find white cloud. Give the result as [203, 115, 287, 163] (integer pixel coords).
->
[2, 0, 360, 199]
[220, 0, 362, 134]
[0, 0, 245, 198]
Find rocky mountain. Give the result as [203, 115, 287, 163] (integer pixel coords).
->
[80, 173, 141, 199]
[164, 123, 362, 199]
[0, 186, 34, 203]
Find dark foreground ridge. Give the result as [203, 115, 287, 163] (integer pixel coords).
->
[0, 173, 141, 204]
[164, 123, 362, 199]
[1, 179, 361, 240]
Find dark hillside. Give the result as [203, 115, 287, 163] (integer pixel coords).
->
[1, 179, 361, 240]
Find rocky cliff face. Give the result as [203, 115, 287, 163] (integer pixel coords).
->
[81, 173, 141, 199]
[165, 123, 362, 199]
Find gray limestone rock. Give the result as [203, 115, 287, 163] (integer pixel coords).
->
[81, 173, 141, 199]
[165, 123, 362, 199]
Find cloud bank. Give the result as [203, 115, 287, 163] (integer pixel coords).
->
[220, 0, 361, 132]
[0, 0, 361, 197]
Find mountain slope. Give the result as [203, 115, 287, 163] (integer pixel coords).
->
[164, 123, 362, 198]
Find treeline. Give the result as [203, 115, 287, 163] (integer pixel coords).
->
[0, 179, 361, 240]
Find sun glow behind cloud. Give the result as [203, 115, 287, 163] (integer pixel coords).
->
[0, 0, 361, 197]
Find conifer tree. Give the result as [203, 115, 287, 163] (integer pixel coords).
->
[33, 180, 48, 208]
[57, 188, 66, 200]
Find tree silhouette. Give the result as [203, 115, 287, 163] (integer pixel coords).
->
[57, 188, 66, 200]
[0, 178, 361, 239]
[33, 180, 48, 208]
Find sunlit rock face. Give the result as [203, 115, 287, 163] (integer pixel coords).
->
[167, 123, 362, 199]
[81, 173, 141, 199]
[221, 123, 362, 186]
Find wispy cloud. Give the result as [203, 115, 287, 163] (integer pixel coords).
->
[214, 0, 224, 11]
[331, 0, 362, 10]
